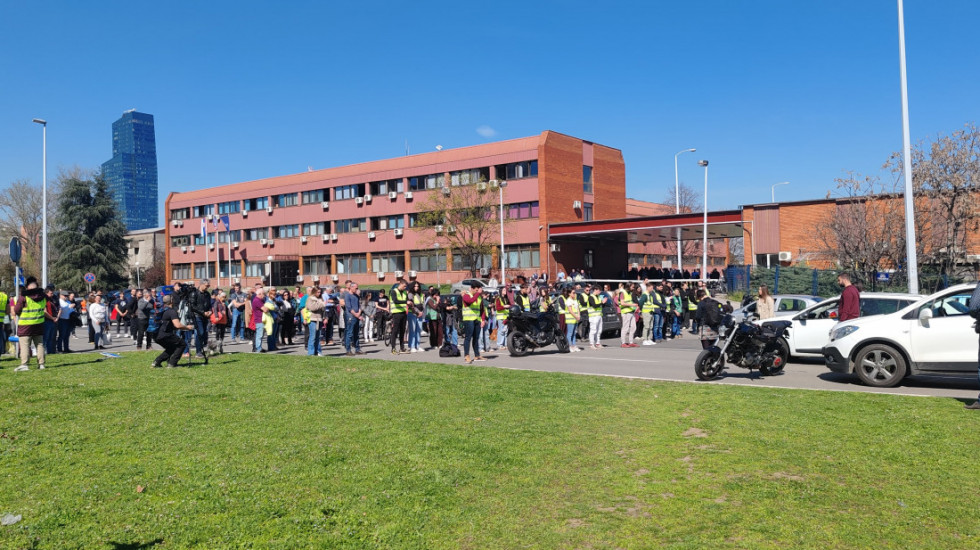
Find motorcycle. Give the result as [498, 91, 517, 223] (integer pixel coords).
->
[506, 303, 570, 356]
[694, 314, 791, 380]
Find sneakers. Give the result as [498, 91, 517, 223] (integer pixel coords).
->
[621, 343, 631, 348]
[14, 365, 29, 372]
[38, 364, 45, 370]
[355, 350, 365, 355]
[570, 347, 579, 353]
[410, 348, 419, 353]
[151, 362, 162, 368]
[965, 401, 980, 410]
[464, 355, 472, 363]
[473, 356, 486, 362]
[391, 349, 399, 356]
[345, 352, 355, 357]
[628, 343, 638, 348]
[642, 340, 654, 346]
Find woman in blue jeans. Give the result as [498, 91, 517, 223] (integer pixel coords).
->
[304, 287, 324, 356]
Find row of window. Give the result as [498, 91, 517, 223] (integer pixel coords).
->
[171, 160, 543, 220]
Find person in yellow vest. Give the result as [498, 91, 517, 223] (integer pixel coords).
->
[14, 276, 56, 372]
[560, 287, 582, 352]
[389, 279, 409, 355]
[616, 282, 638, 348]
[586, 285, 606, 350]
[638, 280, 662, 346]
[460, 281, 487, 363]
[494, 290, 510, 351]
[515, 284, 532, 313]
[0, 286, 10, 358]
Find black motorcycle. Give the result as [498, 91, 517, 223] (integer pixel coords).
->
[694, 315, 791, 380]
[506, 303, 570, 356]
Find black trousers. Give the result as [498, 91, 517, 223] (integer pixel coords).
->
[390, 313, 407, 350]
[154, 334, 187, 367]
[135, 318, 149, 348]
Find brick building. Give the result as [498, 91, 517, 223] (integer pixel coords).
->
[165, 131, 628, 287]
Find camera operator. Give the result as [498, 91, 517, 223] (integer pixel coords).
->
[152, 294, 192, 368]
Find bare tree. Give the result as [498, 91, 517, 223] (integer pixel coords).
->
[662, 182, 705, 266]
[416, 177, 510, 277]
[0, 178, 58, 277]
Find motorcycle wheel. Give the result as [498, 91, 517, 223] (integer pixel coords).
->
[695, 350, 724, 381]
[507, 331, 531, 357]
[554, 328, 571, 353]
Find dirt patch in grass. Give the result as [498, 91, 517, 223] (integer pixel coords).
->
[682, 427, 708, 438]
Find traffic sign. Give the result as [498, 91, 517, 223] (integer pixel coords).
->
[8, 238, 21, 264]
[84, 272, 96, 284]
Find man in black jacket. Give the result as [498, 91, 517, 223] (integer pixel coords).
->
[185, 279, 213, 358]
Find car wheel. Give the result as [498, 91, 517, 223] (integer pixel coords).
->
[854, 343, 907, 388]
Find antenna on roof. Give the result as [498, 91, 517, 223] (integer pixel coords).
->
[435, 145, 443, 151]
[308, 166, 313, 172]
[405, 140, 410, 156]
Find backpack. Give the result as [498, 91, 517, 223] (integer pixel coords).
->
[439, 343, 461, 357]
[177, 298, 194, 327]
[301, 307, 312, 325]
[703, 299, 723, 328]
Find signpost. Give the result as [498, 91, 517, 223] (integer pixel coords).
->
[84, 272, 96, 294]
[9, 238, 21, 310]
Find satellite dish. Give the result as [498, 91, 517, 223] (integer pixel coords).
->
[435, 145, 443, 151]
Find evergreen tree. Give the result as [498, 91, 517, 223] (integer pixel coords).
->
[51, 171, 129, 290]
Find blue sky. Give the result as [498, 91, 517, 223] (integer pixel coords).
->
[1, 0, 978, 219]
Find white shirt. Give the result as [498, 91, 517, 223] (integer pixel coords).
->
[90, 302, 108, 324]
[59, 298, 75, 320]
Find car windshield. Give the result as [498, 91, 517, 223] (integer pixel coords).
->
[805, 300, 839, 319]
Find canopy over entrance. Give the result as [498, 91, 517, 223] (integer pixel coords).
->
[548, 210, 743, 244]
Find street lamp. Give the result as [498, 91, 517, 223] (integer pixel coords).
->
[674, 148, 696, 272]
[771, 181, 790, 203]
[496, 180, 508, 285]
[898, 0, 919, 294]
[698, 160, 709, 281]
[32, 118, 47, 287]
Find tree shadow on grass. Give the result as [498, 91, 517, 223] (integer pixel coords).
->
[109, 539, 163, 550]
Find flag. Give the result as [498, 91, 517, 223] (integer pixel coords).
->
[200, 218, 206, 238]
[220, 215, 231, 232]
[212, 215, 220, 230]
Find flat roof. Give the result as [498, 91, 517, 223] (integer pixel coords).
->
[549, 210, 743, 243]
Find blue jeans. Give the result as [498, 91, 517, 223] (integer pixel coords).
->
[306, 321, 321, 355]
[462, 320, 480, 357]
[496, 320, 508, 348]
[43, 320, 57, 354]
[444, 320, 458, 347]
[253, 323, 265, 352]
[57, 318, 73, 352]
[344, 316, 361, 352]
[566, 322, 577, 346]
[193, 316, 208, 355]
[671, 313, 681, 338]
[268, 320, 279, 351]
[231, 308, 244, 340]
[407, 313, 420, 349]
[652, 312, 663, 341]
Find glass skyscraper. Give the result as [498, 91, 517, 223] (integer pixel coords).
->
[102, 110, 158, 230]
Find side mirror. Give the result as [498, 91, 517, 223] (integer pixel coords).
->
[918, 308, 933, 325]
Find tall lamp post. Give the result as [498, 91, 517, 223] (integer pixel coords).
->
[698, 160, 709, 281]
[897, 0, 919, 294]
[771, 181, 790, 203]
[496, 180, 508, 284]
[674, 148, 696, 272]
[32, 118, 47, 287]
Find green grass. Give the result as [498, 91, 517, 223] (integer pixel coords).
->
[2, 352, 979, 549]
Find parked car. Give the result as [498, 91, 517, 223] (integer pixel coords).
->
[822, 283, 978, 387]
[731, 294, 823, 323]
[761, 292, 921, 363]
[450, 278, 493, 294]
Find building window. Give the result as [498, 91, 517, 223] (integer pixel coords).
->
[217, 230, 242, 243]
[369, 178, 404, 195]
[450, 168, 490, 186]
[407, 213, 420, 227]
[496, 161, 538, 180]
[585, 249, 594, 270]
[243, 197, 269, 211]
[628, 254, 646, 266]
[245, 262, 267, 277]
[583, 202, 593, 221]
[219, 261, 242, 278]
[456, 253, 493, 272]
[193, 233, 216, 246]
[371, 253, 405, 274]
[194, 264, 216, 279]
[370, 215, 405, 231]
[302, 189, 327, 204]
[335, 184, 365, 200]
[410, 173, 445, 191]
[274, 224, 300, 238]
[505, 244, 541, 270]
[583, 165, 593, 193]
[245, 228, 269, 241]
[273, 193, 298, 207]
[170, 208, 189, 220]
[336, 254, 368, 274]
[507, 201, 540, 220]
[170, 236, 191, 247]
[303, 255, 331, 276]
[171, 264, 191, 280]
[302, 222, 328, 236]
[336, 218, 367, 233]
[217, 200, 240, 214]
[410, 250, 448, 272]
[192, 204, 215, 218]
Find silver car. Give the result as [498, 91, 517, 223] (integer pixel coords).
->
[731, 294, 823, 323]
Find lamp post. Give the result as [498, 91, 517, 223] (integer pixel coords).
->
[771, 181, 789, 203]
[32, 118, 47, 287]
[674, 148, 696, 271]
[897, 0, 919, 294]
[135, 262, 141, 288]
[698, 160, 709, 281]
[434, 243, 441, 287]
[496, 180, 508, 285]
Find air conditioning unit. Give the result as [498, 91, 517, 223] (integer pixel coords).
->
[267, 239, 275, 246]
[388, 191, 397, 200]
[778, 251, 793, 262]
[476, 182, 488, 191]
[409, 270, 417, 278]
[241, 210, 248, 217]
[447, 226, 456, 234]
[405, 191, 413, 200]
[435, 224, 444, 234]
[321, 234, 330, 242]
[377, 272, 386, 279]
[296, 275, 304, 284]
[489, 179, 501, 189]
[181, 246, 187, 253]
[331, 274, 340, 282]
[364, 194, 373, 203]
[368, 232, 376, 239]
[321, 201, 329, 209]
[172, 220, 179, 227]
[479, 267, 489, 276]
[394, 270, 404, 278]
[441, 187, 451, 196]
[354, 197, 364, 205]
[233, 241, 239, 248]
[329, 233, 338, 241]
[550, 244, 561, 252]
[206, 214, 213, 221]
[968, 254, 980, 263]
[189, 246, 196, 252]
[573, 200, 582, 209]
[209, 244, 215, 250]
[266, 206, 273, 214]
[260, 238, 268, 245]
[301, 236, 308, 243]
[393, 228, 403, 236]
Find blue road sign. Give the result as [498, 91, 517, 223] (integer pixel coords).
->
[8, 238, 21, 264]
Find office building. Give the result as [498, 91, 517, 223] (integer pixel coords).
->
[102, 110, 158, 230]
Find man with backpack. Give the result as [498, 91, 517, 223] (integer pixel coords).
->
[694, 289, 724, 350]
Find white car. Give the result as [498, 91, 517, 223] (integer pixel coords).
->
[822, 283, 978, 387]
[761, 292, 921, 362]
[731, 294, 823, 323]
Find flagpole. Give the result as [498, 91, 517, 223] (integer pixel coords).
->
[203, 218, 209, 282]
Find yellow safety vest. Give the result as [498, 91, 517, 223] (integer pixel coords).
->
[0, 292, 8, 323]
[588, 295, 602, 317]
[516, 294, 531, 312]
[619, 291, 636, 314]
[687, 299, 698, 311]
[391, 289, 407, 314]
[19, 296, 46, 326]
[495, 297, 509, 321]
[462, 294, 482, 322]
[564, 298, 580, 325]
[641, 291, 659, 313]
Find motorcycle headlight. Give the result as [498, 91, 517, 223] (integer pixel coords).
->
[830, 325, 859, 342]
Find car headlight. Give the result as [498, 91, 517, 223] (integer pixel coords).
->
[830, 325, 859, 342]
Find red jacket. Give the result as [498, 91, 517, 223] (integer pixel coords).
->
[839, 285, 860, 321]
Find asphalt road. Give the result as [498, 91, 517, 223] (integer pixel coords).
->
[87, 329, 979, 401]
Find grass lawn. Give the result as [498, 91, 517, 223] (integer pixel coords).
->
[1, 351, 979, 549]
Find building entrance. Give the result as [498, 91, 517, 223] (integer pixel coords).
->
[271, 261, 299, 287]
